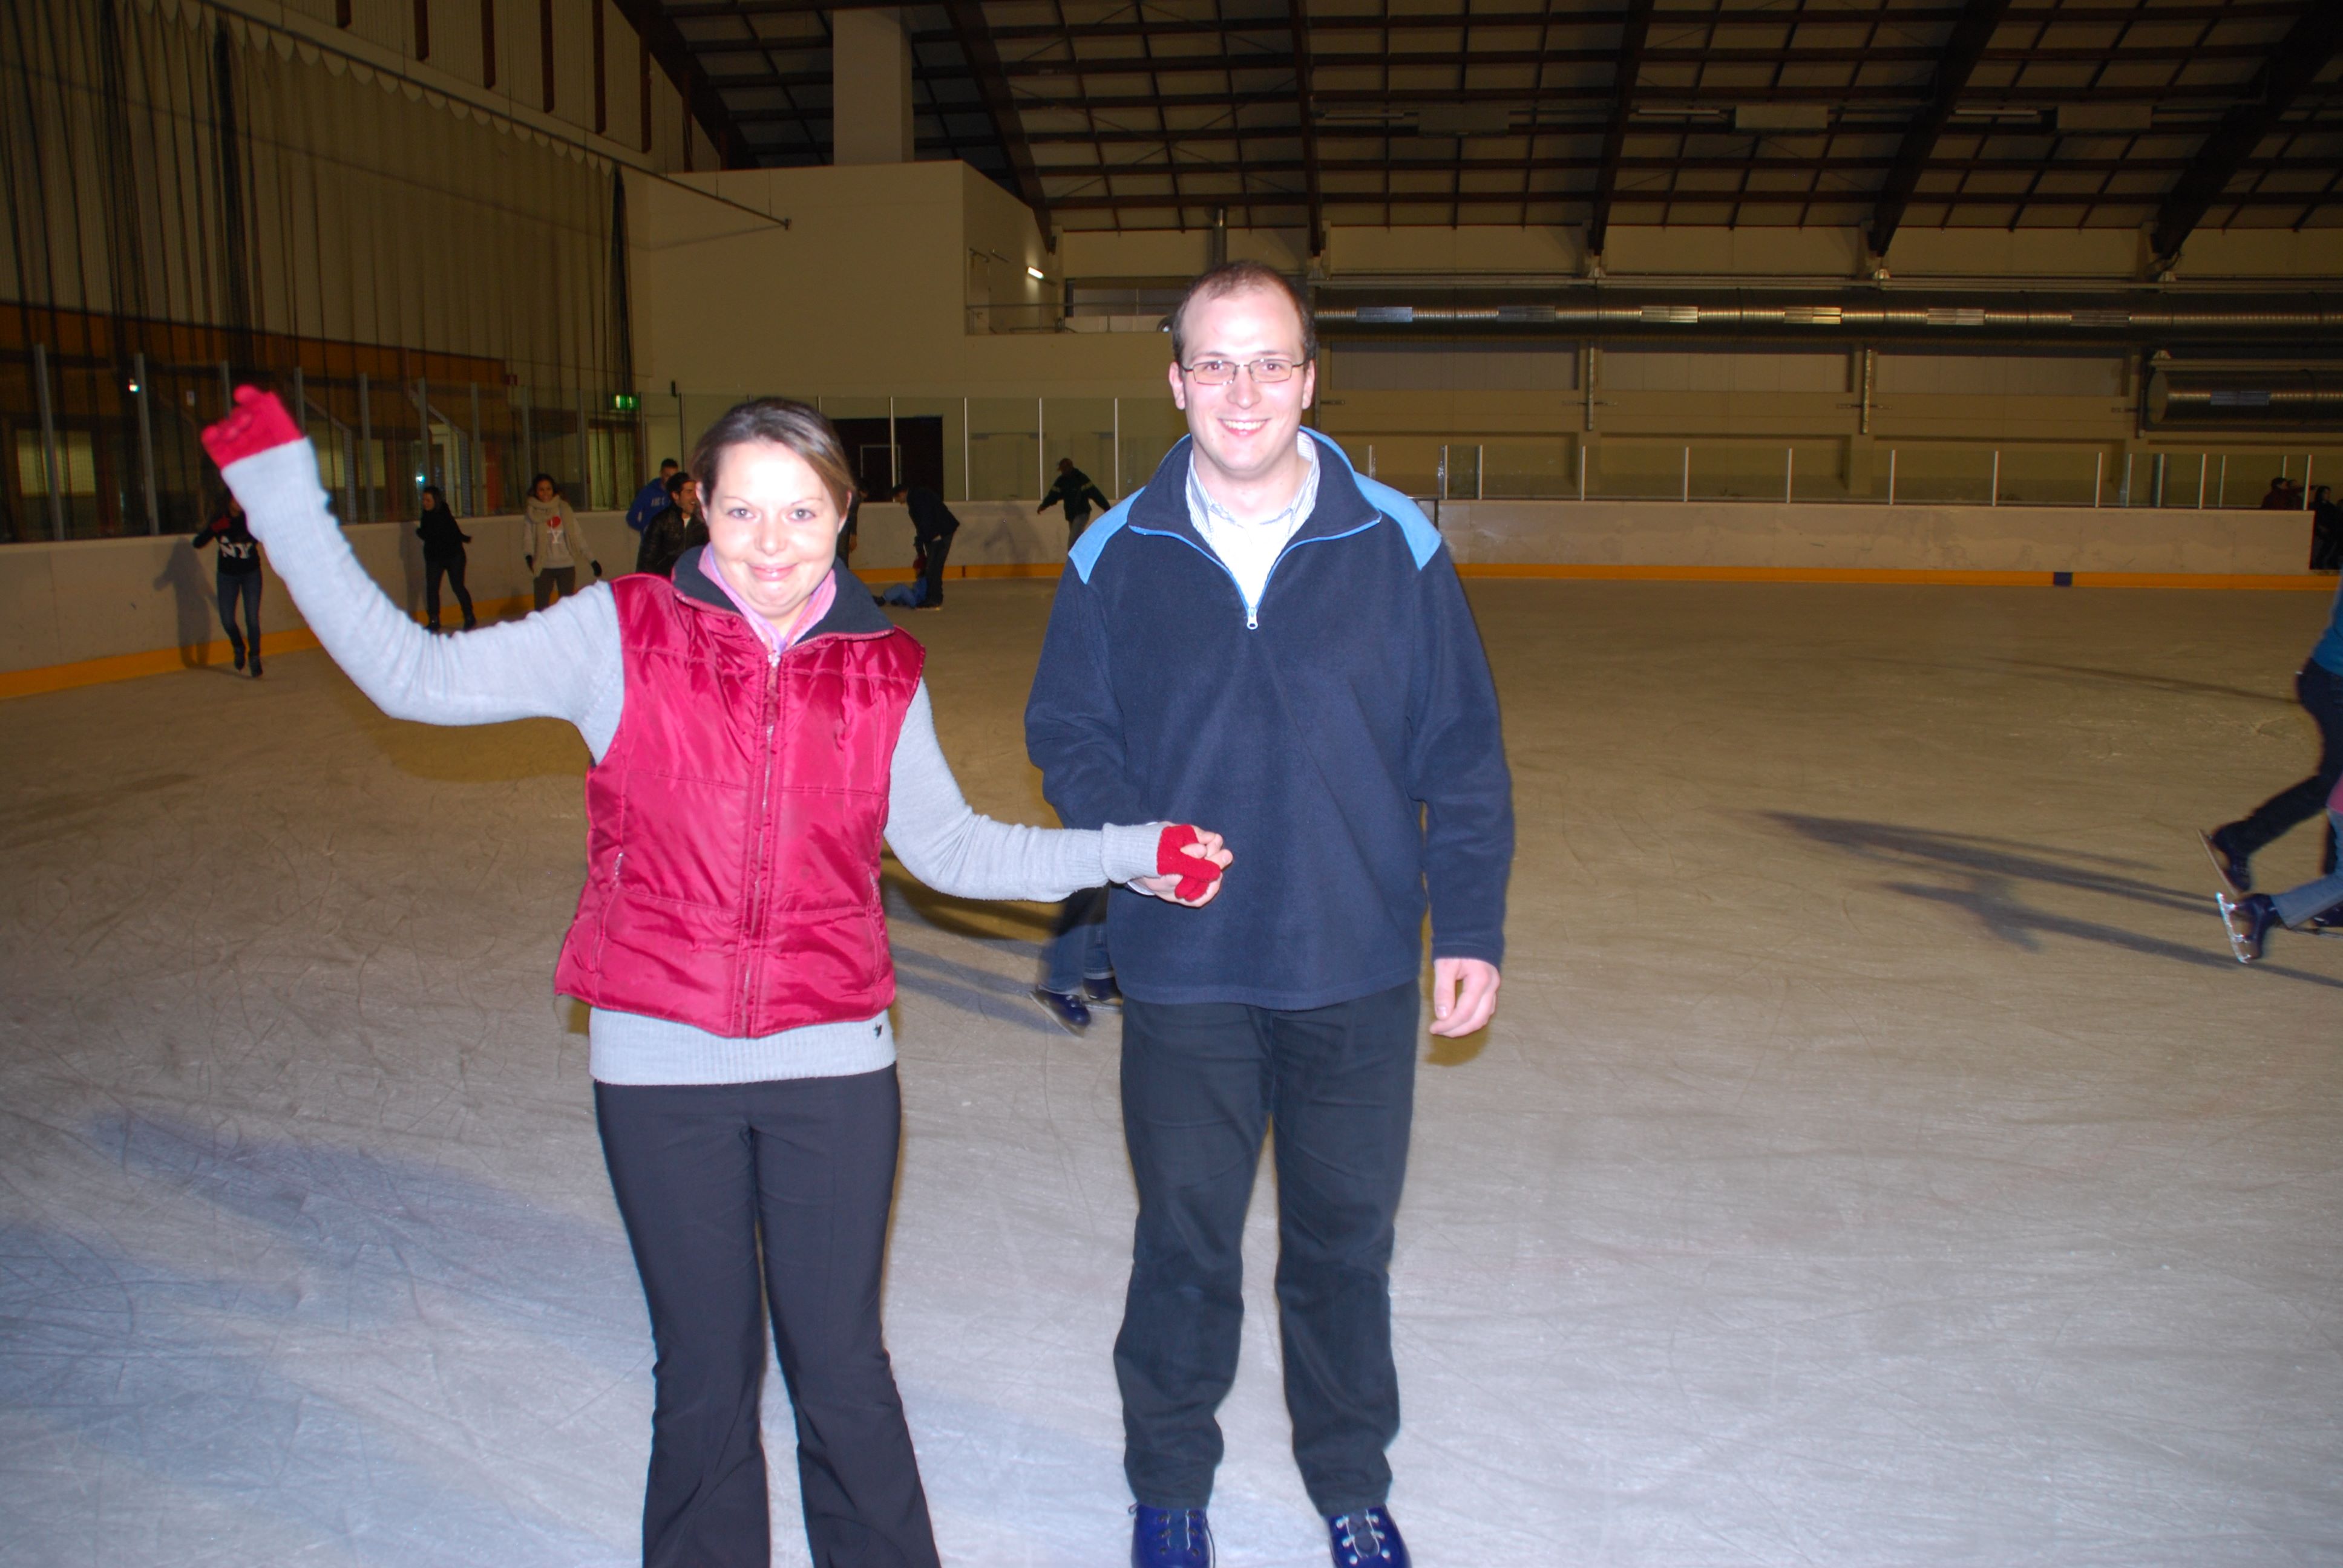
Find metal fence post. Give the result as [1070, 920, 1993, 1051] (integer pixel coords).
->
[31, 343, 65, 539]
[133, 351, 159, 534]
[1990, 449, 2000, 507]
[961, 397, 970, 501]
[1681, 445, 1689, 503]
[1476, 443, 1484, 501]
[1784, 445, 1794, 504]
[2093, 450, 2103, 508]
[358, 371, 374, 522]
[470, 383, 483, 514]
[1887, 448, 1897, 506]
[2197, 454, 2206, 509]
[1037, 396, 1046, 498]
[1112, 397, 1121, 496]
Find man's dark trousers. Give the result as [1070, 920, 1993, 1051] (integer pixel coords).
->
[917, 531, 952, 607]
[2225, 660, 2343, 875]
[1115, 981, 1418, 1518]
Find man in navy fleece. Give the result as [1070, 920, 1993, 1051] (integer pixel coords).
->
[1026, 261, 1513, 1568]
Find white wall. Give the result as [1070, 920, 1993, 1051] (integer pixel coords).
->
[1437, 500, 2322, 577]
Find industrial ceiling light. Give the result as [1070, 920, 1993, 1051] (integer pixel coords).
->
[1027, 266, 1047, 281]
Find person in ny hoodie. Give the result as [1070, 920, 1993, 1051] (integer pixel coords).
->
[521, 473, 600, 609]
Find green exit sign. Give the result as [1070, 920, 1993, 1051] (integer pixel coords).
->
[610, 393, 640, 412]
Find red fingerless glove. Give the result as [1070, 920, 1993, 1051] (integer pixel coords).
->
[1156, 823, 1223, 901]
[200, 386, 304, 469]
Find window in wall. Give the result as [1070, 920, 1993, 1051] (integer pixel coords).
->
[15, 430, 97, 495]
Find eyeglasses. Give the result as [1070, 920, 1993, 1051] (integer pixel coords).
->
[1180, 356, 1303, 386]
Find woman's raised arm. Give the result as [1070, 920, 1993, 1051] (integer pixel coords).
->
[205, 388, 626, 757]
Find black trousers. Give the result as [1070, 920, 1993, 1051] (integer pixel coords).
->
[424, 552, 476, 629]
[917, 532, 951, 607]
[595, 1069, 940, 1568]
[2225, 659, 2343, 876]
[534, 565, 578, 610]
[215, 569, 261, 662]
[1115, 981, 1418, 1518]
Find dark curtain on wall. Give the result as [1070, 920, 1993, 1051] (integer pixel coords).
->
[0, 0, 637, 540]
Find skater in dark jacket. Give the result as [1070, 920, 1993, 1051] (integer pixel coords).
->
[2203, 570, 2343, 910]
[2309, 485, 2341, 572]
[415, 486, 476, 630]
[632, 471, 706, 578]
[190, 494, 265, 676]
[1038, 457, 1112, 549]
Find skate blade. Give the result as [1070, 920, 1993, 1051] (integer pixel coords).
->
[2215, 893, 2260, 964]
[2198, 831, 2249, 898]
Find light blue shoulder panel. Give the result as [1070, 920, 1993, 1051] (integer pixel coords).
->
[1067, 488, 1144, 583]
[1304, 428, 1443, 569]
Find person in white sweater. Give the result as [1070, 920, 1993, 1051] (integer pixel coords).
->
[520, 472, 600, 609]
[200, 388, 1232, 1568]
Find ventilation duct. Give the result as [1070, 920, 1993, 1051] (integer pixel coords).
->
[1312, 290, 2343, 345]
[2148, 367, 2343, 429]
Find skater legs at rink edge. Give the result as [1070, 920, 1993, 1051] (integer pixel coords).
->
[200, 387, 1231, 1568]
[2202, 570, 2343, 894]
[1026, 263, 1512, 1568]
[2217, 782, 2343, 962]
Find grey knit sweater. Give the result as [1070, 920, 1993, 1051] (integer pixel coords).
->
[220, 440, 1164, 1086]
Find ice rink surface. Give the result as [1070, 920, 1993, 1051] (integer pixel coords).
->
[4, 578, 2339, 1567]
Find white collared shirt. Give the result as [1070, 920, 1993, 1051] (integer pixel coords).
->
[1185, 433, 1320, 616]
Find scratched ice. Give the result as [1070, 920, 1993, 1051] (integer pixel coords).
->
[3, 581, 2339, 1566]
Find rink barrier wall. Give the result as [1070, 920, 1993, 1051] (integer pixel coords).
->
[2, 499, 2331, 699]
[0, 513, 611, 701]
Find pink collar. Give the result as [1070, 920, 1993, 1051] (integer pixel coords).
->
[704, 561, 838, 655]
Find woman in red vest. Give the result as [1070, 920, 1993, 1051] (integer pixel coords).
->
[202, 389, 1230, 1568]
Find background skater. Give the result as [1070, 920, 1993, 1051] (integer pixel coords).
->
[2202, 568, 2343, 923]
[1038, 456, 1112, 550]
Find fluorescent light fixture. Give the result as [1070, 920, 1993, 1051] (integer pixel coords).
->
[1027, 266, 1046, 281]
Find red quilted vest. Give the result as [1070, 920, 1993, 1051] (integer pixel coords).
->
[553, 564, 925, 1036]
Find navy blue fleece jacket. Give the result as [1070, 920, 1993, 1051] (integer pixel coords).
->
[1025, 430, 1513, 1010]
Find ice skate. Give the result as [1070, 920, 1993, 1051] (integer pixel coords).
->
[2216, 892, 2279, 964]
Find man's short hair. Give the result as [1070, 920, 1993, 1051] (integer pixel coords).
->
[664, 470, 690, 498]
[658, 457, 678, 472]
[1168, 261, 1316, 367]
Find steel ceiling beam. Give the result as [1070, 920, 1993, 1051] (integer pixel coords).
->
[2151, 3, 2343, 264]
[609, 0, 754, 166]
[612, 0, 758, 167]
[1867, 0, 2015, 258]
[1585, 0, 1655, 257]
[937, 0, 1050, 229]
[1291, 0, 1323, 258]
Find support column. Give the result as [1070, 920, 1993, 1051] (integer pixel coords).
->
[831, 9, 914, 165]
